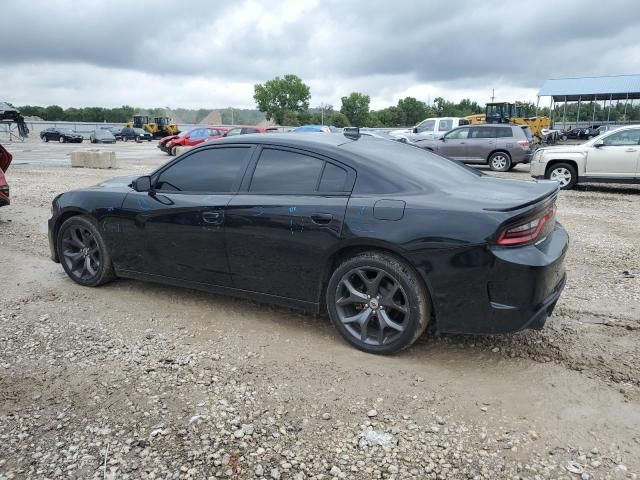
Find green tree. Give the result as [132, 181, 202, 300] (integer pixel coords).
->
[396, 97, 430, 126]
[43, 105, 64, 121]
[340, 92, 370, 127]
[253, 74, 311, 125]
[329, 112, 350, 128]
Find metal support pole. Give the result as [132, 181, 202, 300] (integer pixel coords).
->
[576, 96, 582, 125]
[535, 96, 540, 117]
[550, 97, 554, 126]
[607, 94, 613, 123]
[592, 96, 597, 124]
[623, 92, 629, 122]
[562, 96, 567, 127]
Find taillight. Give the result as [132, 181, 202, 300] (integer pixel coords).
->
[517, 140, 529, 148]
[497, 205, 556, 246]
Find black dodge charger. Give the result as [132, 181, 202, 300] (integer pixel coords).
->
[48, 133, 568, 354]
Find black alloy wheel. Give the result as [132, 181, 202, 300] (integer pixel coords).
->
[327, 252, 430, 354]
[57, 216, 115, 287]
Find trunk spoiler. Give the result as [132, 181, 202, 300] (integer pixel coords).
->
[483, 182, 559, 212]
[0, 144, 13, 172]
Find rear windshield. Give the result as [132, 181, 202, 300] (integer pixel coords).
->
[342, 139, 482, 194]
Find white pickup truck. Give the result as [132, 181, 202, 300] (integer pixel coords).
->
[390, 117, 470, 141]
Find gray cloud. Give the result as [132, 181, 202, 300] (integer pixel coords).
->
[1, 0, 639, 108]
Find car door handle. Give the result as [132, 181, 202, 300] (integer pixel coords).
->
[625, 148, 637, 152]
[202, 211, 223, 224]
[311, 213, 333, 225]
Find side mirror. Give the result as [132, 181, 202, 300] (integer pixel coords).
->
[593, 140, 604, 148]
[439, 136, 446, 141]
[132, 175, 152, 192]
[412, 127, 418, 134]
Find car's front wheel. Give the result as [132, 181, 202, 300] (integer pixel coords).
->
[326, 251, 430, 354]
[57, 216, 115, 287]
[123, 137, 128, 142]
[546, 162, 577, 190]
[59, 136, 65, 143]
[42, 136, 48, 142]
[488, 152, 512, 171]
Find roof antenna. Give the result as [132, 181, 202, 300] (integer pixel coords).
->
[343, 127, 360, 140]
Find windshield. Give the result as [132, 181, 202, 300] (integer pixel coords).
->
[134, 128, 146, 134]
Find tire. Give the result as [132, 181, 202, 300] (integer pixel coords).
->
[56, 215, 115, 287]
[170, 146, 177, 156]
[488, 152, 512, 172]
[136, 136, 142, 143]
[326, 251, 431, 354]
[123, 137, 128, 142]
[561, 135, 567, 141]
[546, 162, 577, 190]
[42, 136, 48, 142]
[59, 136, 65, 143]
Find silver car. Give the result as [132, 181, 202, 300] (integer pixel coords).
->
[413, 124, 533, 171]
[89, 129, 116, 144]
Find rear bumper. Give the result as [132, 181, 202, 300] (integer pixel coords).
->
[0, 192, 9, 207]
[412, 222, 569, 335]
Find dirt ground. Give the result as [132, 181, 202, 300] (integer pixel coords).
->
[0, 138, 639, 480]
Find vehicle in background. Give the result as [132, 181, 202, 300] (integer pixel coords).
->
[126, 115, 180, 138]
[561, 125, 608, 141]
[469, 102, 551, 142]
[358, 129, 413, 144]
[89, 129, 116, 144]
[531, 125, 640, 189]
[0, 144, 12, 207]
[292, 125, 332, 133]
[413, 124, 532, 171]
[100, 126, 123, 140]
[392, 117, 469, 142]
[121, 127, 153, 142]
[161, 126, 230, 156]
[48, 132, 567, 354]
[40, 128, 84, 143]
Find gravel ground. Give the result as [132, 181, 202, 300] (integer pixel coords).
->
[0, 139, 639, 480]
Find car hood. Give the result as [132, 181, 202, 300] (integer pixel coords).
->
[0, 144, 12, 172]
[538, 143, 589, 154]
[91, 175, 137, 191]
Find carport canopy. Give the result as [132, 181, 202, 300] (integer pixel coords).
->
[538, 74, 640, 102]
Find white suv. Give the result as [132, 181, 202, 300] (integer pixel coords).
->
[530, 125, 640, 189]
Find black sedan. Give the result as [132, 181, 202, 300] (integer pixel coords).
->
[121, 127, 153, 142]
[47, 133, 568, 354]
[40, 128, 84, 143]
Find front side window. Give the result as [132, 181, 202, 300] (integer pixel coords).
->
[601, 129, 640, 146]
[225, 128, 243, 136]
[416, 120, 435, 133]
[445, 128, 469, 140]
[155, 147, 251, 193]
[250, 149, 325, 193]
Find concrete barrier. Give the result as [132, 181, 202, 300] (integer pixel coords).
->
[174, 145, 194, 156]
[70, 150, 118, 169]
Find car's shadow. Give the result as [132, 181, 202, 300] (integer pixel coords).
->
[105, 278, 541, 362]
[574, 183, 640, 195]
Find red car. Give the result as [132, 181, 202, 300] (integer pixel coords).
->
[0, 144, 12, 207]
[159, 126, 229, 156]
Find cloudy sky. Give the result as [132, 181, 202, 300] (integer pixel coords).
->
[2, 0, 639, 110]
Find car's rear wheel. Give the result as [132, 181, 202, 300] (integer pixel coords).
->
[170, 146, 177, 156]
[57, 216, 115, 287]
[123, 137, 128, 142]
[42, 136, 48, 142]
[488, 152, 511, 171]
[59, 136, 65, 143]
[326, 252, 430, 354]
[546, 162, 577, 190]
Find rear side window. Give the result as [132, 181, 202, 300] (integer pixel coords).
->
[496, 127, 513, 138]
[155, 147, 251, 193]
[319, 163, 348, 192]
[250, 149, 324, 193]
[438, 119, 453, 131]
[416, 120, 435, 133]
[470, 127, 496, 138]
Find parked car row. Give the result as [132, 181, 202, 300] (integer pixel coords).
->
[158, 125, 267, 155]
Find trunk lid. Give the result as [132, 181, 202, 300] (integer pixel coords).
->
[0, 144, 13, 172]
